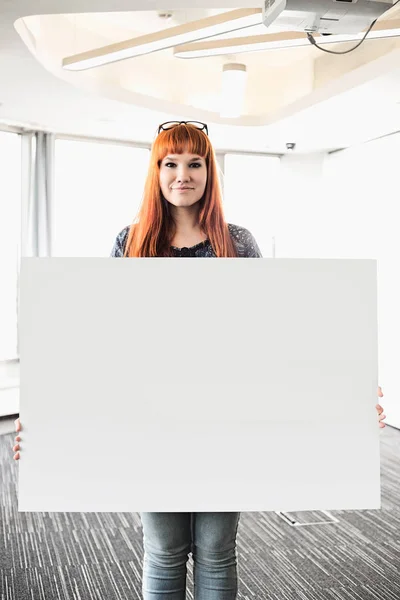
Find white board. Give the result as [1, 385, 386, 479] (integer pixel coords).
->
[18, 257, 380, 512]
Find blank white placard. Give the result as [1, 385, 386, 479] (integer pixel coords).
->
[18, 257, 380, 512]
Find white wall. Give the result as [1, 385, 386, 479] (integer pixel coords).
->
[323, 135, 400, 429]
[268, 148, 396, 428]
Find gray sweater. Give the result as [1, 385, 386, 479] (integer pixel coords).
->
[110, 223, 262, 258]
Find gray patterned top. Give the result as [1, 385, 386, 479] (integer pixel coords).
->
[110, 223, 262, 258]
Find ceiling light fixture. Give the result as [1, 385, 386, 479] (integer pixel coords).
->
[62, 8, 262, 71]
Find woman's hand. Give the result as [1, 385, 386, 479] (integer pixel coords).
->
[13, 418, 21, 460]
[376, 386, 386, 429]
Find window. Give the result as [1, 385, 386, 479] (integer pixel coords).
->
[223, 154, 281, 257]
[0, 131, 21, 360]
[53, 139, 150, 256]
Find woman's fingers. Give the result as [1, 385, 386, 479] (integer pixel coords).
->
[375, 403, 387, 428]
[13, 425, 21, 460]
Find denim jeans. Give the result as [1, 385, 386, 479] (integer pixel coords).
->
[140, 512, 241, 600]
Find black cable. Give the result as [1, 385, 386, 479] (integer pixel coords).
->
[306, 0, 400, 55]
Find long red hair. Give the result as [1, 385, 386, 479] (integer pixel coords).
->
[123, 124, 238, 257]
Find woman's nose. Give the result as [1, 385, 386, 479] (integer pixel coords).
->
[176, 168, 191, 182]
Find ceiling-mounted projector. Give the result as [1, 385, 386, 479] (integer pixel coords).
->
[263, 0, 394, 34]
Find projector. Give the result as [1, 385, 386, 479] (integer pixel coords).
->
[263, 0, 394, 34]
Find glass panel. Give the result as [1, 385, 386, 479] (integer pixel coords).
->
[224, 154, 281, 257]
[0, 131, 21, 361]
[53, 139, 150, 257]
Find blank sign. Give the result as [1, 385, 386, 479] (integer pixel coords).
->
[18, 257, 380, 512]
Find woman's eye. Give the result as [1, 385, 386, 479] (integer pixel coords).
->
[164, 162, 202, 168]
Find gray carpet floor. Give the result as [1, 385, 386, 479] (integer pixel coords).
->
[1, 423, 399, 600]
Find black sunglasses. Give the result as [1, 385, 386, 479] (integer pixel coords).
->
[157, 121, 208, 135]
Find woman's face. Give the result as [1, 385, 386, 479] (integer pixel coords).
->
[159, 151, 207, 208]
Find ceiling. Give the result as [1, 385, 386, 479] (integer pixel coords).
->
[0, 0, 400, 153]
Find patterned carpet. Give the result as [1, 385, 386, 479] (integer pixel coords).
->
[1, 424, 399, 600]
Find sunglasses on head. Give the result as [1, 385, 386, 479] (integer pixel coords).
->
[157, 121, 209, 135]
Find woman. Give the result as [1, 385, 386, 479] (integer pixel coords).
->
[110, 120, 262, 259]
[13, 121, 387, 600]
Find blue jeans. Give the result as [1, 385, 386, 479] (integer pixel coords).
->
[140, 512, 241, 600]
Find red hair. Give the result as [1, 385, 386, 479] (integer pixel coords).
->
[123, 124, 238, 257]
